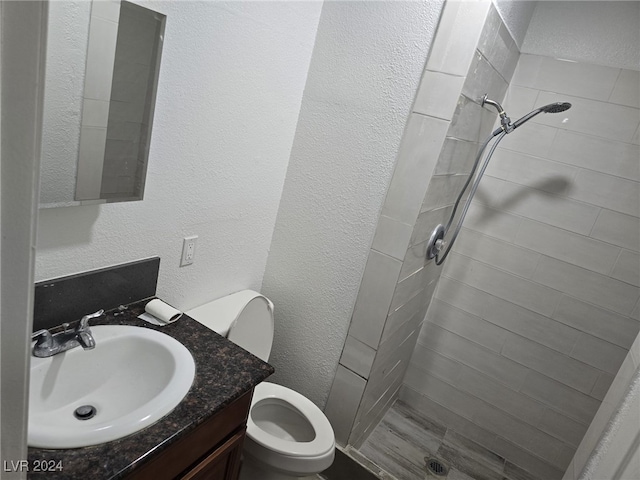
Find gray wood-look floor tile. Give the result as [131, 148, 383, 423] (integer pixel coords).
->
[382, 405, 445, 455]
[445, 468, 479, 480]
[355, 400, 558, 480]
[440, 430, 505, 473]
[394, 400, 448, 438]
[359, 425, 428, 480]
[437, 441, 505, 480]
[503, 461, 544, 480]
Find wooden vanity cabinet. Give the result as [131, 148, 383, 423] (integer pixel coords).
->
[126, 391, 252, 480]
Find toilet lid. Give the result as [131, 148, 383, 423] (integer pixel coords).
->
[247, 382, 335, 458]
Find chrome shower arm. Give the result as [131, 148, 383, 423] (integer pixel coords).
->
[482, 94, 513, 135]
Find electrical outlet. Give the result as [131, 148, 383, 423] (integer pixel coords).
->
[180, 236, 197, 266]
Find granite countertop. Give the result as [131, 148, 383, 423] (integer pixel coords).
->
[27, 299, 274, 479]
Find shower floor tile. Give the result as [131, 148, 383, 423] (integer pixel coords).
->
[437, 430, 505, 480]
[355, 400, 540, 480]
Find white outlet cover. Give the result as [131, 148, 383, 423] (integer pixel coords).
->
[180, 236, 197, 266]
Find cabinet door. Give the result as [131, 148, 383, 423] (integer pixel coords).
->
[126, 392, 252, 480]
[181, 429, 245, 480]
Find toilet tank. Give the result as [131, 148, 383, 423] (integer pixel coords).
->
[185, 290, 274, 362]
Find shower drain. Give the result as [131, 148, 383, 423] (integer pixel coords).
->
[425, 457, 448, 477]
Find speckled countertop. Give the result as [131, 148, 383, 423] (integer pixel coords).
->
[27, 299, 274, 479]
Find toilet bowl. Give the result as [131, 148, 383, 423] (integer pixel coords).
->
[186, 290, 335, 480]
[242, 382, 335, 480]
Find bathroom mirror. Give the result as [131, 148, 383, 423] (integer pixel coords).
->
[39, 0, 166, 208]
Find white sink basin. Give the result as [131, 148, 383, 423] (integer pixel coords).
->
[28, 325, 195, 449]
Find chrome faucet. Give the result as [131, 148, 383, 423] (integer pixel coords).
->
[31, 309, 104, 357]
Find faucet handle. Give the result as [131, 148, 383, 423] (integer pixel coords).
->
[32, 330, 54, 357]
[31, 330, 53, 354]
[78, 309, 104, 329]
[32, 329, 52, 341]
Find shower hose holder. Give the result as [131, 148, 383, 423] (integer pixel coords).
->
[426, 224, 445, 260]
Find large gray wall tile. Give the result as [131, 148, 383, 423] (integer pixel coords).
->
[409, 343, 463, 384]
[520, 371, 600, 425]
[381, 288, 428, 344]
[590, 209, 640, 252]
[425, 0, 490, 76]
[532, 257, 639, 315]
[492, 437, 564, 480]
[552, 295, 640, 349]
[534, 91, 639, 143]
[414, 70, 466, 121]
[436, 277, 581, 354]
[445, 254, 563, 317]
[349, 249, 403, 348]
[452, 228, 540, 278]
[611, 249, 640, 287]
[381, 113, 449, 225]
[537, 408, 588, 447]
[569, 333, 628, 376]
[475, 177, 602, 236]
[324, 365, 367, 446]
[371, 215, 414, 261]
[548, 130, 640, 182]
[433, 137, 478, 176]
[501, 333, 599, 394]
[453, 365, 546, 427]
[515, 219, 621, 276]
[427, 299, 509, 352]
[340, 335, 377, 379]
[417, 322, 530, 389]
[512, 54, 620, 101]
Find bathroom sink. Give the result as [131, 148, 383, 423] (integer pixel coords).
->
[28, 325, 195, 449]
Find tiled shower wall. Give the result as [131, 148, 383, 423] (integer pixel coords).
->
[402, 46, 640, 480]
[323, 1, 519, 448]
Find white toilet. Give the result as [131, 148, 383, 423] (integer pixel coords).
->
[186, 290, 335, 480]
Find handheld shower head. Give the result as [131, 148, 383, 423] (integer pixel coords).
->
[541, 102, 572, 114]
[511, 101, 572, 129]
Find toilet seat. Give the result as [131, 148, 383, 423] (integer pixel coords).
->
[247, 382, 335, 458]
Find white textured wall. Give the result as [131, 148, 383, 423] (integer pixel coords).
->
[522, 1, 640, 70]
[35, 1, 322, 311]
[261, 0, 441, 408]
[492, 0, 536, 48]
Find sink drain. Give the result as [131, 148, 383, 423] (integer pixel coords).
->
[73, 405, 97, 420]
[425, 457, 448, 476]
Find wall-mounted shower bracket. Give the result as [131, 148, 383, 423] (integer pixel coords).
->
[426, 224, 445, 260]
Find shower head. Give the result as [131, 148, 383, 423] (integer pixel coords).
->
[540, 102, 572, 114]
[511, 101, 572, 129]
